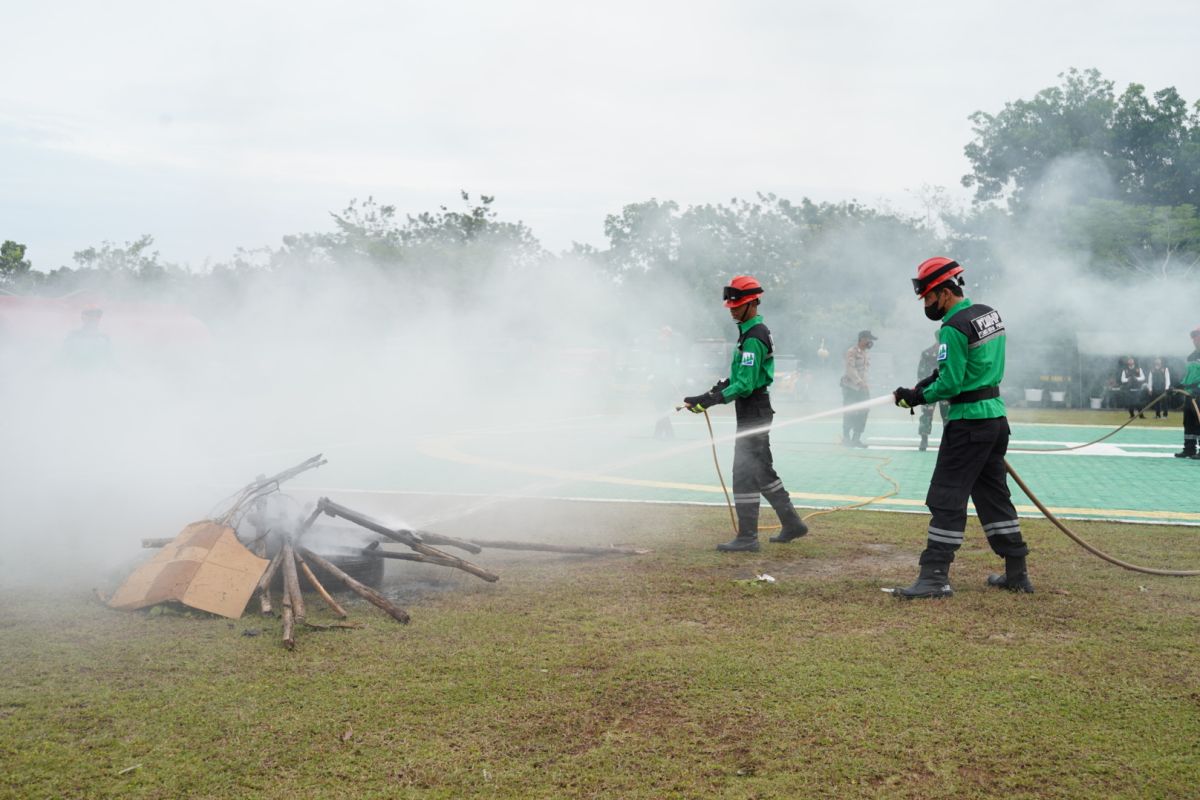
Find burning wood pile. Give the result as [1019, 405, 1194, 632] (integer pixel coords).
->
[109, 454, 647, 650]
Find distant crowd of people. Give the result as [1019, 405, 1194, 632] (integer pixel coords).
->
[1109, 331, 1200, 420]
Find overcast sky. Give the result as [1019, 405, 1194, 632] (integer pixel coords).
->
[3, 0, 1198, 270]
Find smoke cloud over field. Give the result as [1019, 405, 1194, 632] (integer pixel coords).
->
[0, 238, 653, 584]
[3, 163, 1198, 586]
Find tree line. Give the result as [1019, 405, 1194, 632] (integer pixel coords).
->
[3, 69, 1198, 341]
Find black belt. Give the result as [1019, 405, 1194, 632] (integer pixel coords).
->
[948, 385, 1000, 405]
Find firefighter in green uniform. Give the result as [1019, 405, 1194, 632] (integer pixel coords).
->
[916, 331, 948, 452]
[683, 275, 808, 552]
[890, 257, 1032, 598]
[1175, 326, 1200, 459]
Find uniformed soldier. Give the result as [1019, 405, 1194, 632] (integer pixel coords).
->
[840, 330, 876, 447]
[916, 331, 948, 451]
[890, 257, 1032, 598]
[683, 275, 808, 552]
[1175, 326, 1200, 459]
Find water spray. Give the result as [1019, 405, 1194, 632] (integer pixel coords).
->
[418, 394, 896, 528]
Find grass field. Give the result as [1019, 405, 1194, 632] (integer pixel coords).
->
[3, 498, 1199, 799]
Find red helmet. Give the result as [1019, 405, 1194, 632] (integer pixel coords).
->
[912, 257, 964, 298]
[723, 275, 763, 308]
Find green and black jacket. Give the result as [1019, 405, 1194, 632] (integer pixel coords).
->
[719, 315, 774, 402]
[921, 298, 1006, 421]
[1180, 361, 1200, 394]
[701, 315, 774, 407]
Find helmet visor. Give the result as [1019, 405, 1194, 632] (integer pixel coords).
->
[723, 285, 763, 303]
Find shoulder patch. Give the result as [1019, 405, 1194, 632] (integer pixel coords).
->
[971, 309, 1004, 341]
[936, 343, 948, 362]
[741, 351, 756, 367]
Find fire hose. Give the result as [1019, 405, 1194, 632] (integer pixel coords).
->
[691, 395, 1200, 577]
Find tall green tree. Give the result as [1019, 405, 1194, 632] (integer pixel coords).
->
[0, 240, 33, 287]
[1063, 200, 1200, 279]
[963, 68, 1199, 210]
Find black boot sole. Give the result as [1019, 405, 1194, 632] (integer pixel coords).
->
[769, 526, 809, 543]
[892, 588, 953, 600]
[986, 575, 1035, 593]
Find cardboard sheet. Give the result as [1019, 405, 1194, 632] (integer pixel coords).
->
[108, 521, 269, 619]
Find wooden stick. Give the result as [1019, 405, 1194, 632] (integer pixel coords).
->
[467, 539, 651, 556]
[255, 549, 284, 616]
[361, 548, 462, 568]
[318, 498, 499, 582]
[408, 531, 482, 554]
[281, 540, 306, 623]
[253, 540, 275, 615]
[281, 582, 295, 650]
[295, 552, 348, 619]
[298, 546, 410, 624]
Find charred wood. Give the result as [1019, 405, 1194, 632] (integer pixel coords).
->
[298, 546, 410, 624]
[295, 552, 349, 619]
[317, 498, 498, 582]
[361, 549, 461, 569]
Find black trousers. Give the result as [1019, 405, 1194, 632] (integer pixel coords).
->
[920, 416, 1028, 567]
[731, 392, 795, 537]
[1184, 397, 1200, 455]
[841, 385, 870, 440]
[1122, 386, 1148, 414]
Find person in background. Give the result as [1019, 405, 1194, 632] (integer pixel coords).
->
[682, 275, 808, 552]
[61, 304, 113, 370]
[1147, 357, 1172, 419]
[840, 330, 876, 447]
[916, 331, 948, 451]
[1118, 356, 1148, 419]
[891, 257, 1031, 599]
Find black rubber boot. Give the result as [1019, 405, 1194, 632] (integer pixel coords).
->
[986, 556, 1035, 593]
[716, 536, 760, 553]
[769, 520, 808, 543]
[891, 563, 953, 599]
[767, 495, 808, 543]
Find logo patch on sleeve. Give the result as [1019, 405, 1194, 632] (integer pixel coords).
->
[936, 343, 948, 362]
[741, 351, 756, 367]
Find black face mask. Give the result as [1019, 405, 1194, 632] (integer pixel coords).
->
[924, 302, 946, 321]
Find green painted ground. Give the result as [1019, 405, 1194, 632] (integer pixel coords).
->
[269, 407, 1200, 527]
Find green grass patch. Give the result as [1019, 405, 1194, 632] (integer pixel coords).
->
[2, 501, 1199, 799]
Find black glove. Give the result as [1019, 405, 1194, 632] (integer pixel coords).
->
[893, 386, 926, 409]
[915, 369, 939, 391]
[683, 389, 723, 413]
